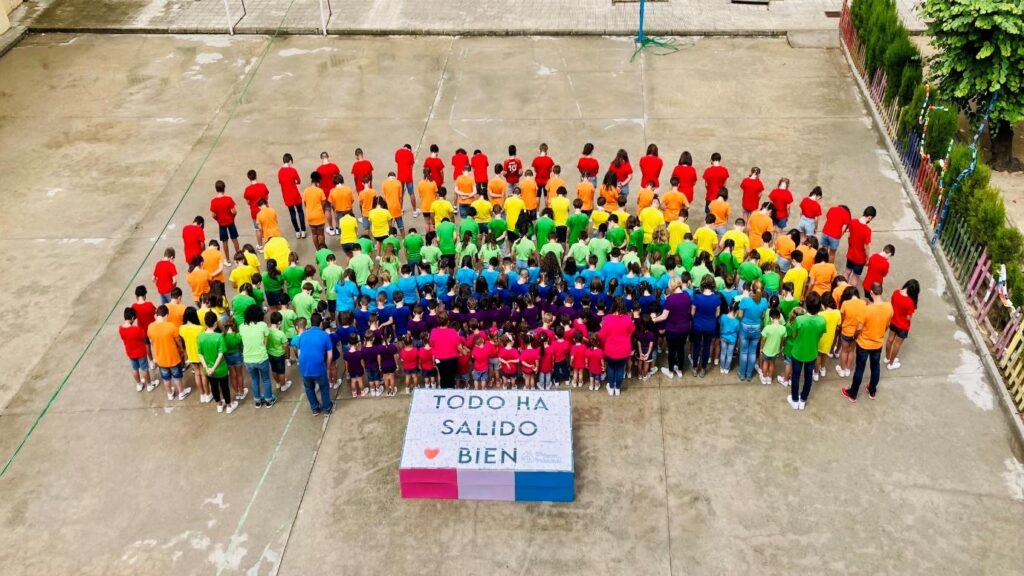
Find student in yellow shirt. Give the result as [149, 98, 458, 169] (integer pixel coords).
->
[667, 211, 691, 252]
[503, 186, 526, 234]
[720, 219, 750, 263]
[549, 185, 572, 244]
[337, 212, 359, 251]
[693, 214, 719, 256]
[639, 197, 666, 244]
[487, 163, 507, 206]
[471, 196, 493, 224]
[782, 250, 810, 300]
[591, 197, 611, 229]
[368, 196, 393, 242]
[430, 188, 455, 228]
[228, 252, 257, 290]
[754, 231, 778, 266]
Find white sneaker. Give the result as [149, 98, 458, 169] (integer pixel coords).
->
[178, 387, 192, 401]
[812, 372, 819, 382]
[889, 359, 901, 370]
[787, 396, 800, 410]
[661, 367, 674, 379]
[167, 392, 175, 401]
[614, 388, 621, 396]
[286, 359, 293, 367]
[238, 388, 249, 401]
[798, 401, 806, 410]
[302, 231, 308, 238]
[607, 386, 614, 396]
[280, 380, 293, 393]
[674, 369, 684, 379]
[777, 375, 787, 386]
[295, 231, 302, 239]
[146, 381, 157, 392]
[149, 361, 158, 371]
[413, 209, 422, 218]
[217, 404, 224, 413]
[819, 366, 827, 377]
[226, 401, 238, 414]
[713, 358, 719, 366]
[136, 382, 144, 392]
[761, 376, 770, 385]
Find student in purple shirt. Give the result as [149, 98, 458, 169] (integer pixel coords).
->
[651, 277, 692, 379]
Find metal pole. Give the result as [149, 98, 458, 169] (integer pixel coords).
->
[222, 0, 234, 35]
[319, 0, 328, 36]
[637, 0, 646, 44]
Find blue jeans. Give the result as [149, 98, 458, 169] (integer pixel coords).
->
[738, 323, 761, 380]
[302, 374, 333, 413]
[850, 345, 882, 399]
[245, 359, 275, 401]
[791, 358, 815, 402]
[618, 184, 629, 199]
[606, 357, 627, 390]
[719, 340, 736, 371]
[402, 181, 414, 198]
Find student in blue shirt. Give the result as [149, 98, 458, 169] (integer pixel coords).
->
[335, 269, 360, 314]
[396, 265, 419, 305]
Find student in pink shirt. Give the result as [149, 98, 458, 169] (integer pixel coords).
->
[428, 314, 464, 389]
[597, 300, 636, 396]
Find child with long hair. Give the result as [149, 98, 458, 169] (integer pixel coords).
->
[636, 317, 657, 381]
[179, 307, 209, 402]
[498, 334, 520, 389]
[470, 334, 491, 391]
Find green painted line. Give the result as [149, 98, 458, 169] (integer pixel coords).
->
[0, 0, 300, 479]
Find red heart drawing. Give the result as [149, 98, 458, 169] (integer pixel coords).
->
[424, 448, 440, 460]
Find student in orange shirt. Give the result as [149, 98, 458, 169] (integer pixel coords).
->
[382, 171, 406, 233]
[519, 169, 540, 221]
[836, 285, 866, 377]
[417, 168, 438, 232]
[747, 202, 774, 249]
[166, 288, 186, 328]
[662, 176, 688, 223]
[454, 166, 477, 218]
[576, 172, 596, 215]
[708, 189, 730, 236]
[256, 199, 282, 241]
[201, 241, 225, 282]
[303, 172, 328, 248]
[636, 183, 655, 212]
[774, 229, 798, 273]
[487, 163, 508, 206]
[358, 176, 376, 231]
[148, 304, 189, 401]
[599, 171, 620, 212]
[327, 174, 354, 236]
[842, 283, 893, 401]
[187, 256, 212, 303]
[809, 248, 836, 296]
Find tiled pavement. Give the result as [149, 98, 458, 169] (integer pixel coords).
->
[24, 0, 927, 35]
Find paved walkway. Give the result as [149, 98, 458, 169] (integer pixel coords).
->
[23, 0, 927, 35]
[0, 33, 1018, 575]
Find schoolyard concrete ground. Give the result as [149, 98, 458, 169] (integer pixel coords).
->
[0, 33, 1021, 575]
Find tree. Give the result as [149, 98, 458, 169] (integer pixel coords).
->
[923, 0, 1024, 171]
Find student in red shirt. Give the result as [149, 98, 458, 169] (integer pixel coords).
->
[471, 148, 490, 196]
[577, 142, 600, 187]
[423, 144, 445, 188]
[739, 166, 764, 219]
[351, 147, 374, 192]
[132, 285, 158, 368]
[181, 216, 206, 265]
[701, 152, 729, 210]
[531, 142, 555, 199]
[243, 169, 270, 248]
[503, 145, 523, 187]
[844, 206, 876, 286]
[316, 152, 340, 196]
[886, 278, 919, 370]
[821, 204, 851, 262]
[277, 153, 306, 239]
[672, 151, 698, 204]
[639, 143, 664, 189]
[394, 143, 416, 205]
[152, 247, 178, 304]
[797, 186, 823, 238]
[120, 307, 153, 392]
[862, 244, 894, 292]
[450, 147, 470, 182]
[767, 177, 794, 230]
[608, 148, 633, 198]
[209, 180, 240, 262]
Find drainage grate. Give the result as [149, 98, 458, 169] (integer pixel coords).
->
[824, 10, 841, 18]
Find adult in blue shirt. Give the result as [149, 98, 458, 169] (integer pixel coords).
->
[690, 275, 722, 378]
[294, 312, 334, 415]
[736, 280, 769, 381]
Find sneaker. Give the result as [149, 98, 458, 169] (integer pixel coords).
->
[777, 375, 787, 386]
[217, 404, 225, 413]
[889, 359, 901, 370]
[360, 388, 369, 397]
[238, 388, 249, 401]
[280, 380, 293, 393]
[674, 369, 683, 379]
[812, 371, 820, 382]
[614, 388, 621, 396]
[413, 209, 422, 218]
[648, 366, 657, 376]
[311, 409, 321, 416]
[302, 231, 308, 238]
[295, 231, 302, 239]
[178, 387, 192, 401]
[840, 387, 857, 403]
[798, 401, 806, 410]
[713, 358, 719, 366]
[256, 245, 264, 252]
[787, 396, 800, 410]
[698, 368, 706, 378]
[255, 399, 264, 408]
[819, 366, 826, 377]
[167, 392, 176, 401]
[226, 401, 238, 414]
[760, 375, 769, 385]
[323, 406, 334, 415]
[661, 367, 674, 379]
[607, 386, 614, 396]
[146, 382, 157, 392]
[136, 382, 144, 392]
[266, 396, 277, 407]
[868, 389, 877, 400]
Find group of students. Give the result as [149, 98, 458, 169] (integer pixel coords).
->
[117, 142, 920, 415]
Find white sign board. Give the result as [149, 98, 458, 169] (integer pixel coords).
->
[400, 389, 573, 472]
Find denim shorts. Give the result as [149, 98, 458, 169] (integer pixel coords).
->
[798, 216, 816, 237]
[395, 216, 405, 230]
[158, 363, 184, 380]
[269, 354, 286, 375]
[821, 234, 840, 251]
[840, 333, 856, 343]
[472, 369, 489, 381]
[129, 357, 149, 371]
[225, 351, 244, 367]
[774, 217, 789, 229]
[589, 371, 605, 381]
[760, 353, 777, 363]
[366, 369, 382, 382]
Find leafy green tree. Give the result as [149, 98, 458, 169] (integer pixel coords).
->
[923, 0, 1024, 171]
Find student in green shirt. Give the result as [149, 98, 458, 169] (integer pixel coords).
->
[511, 235, 536, 267]
[293, 282, 317, 324]
[759, 308, 787, 386]
[419, 233, 442, 274]
[267, 311, 292, 395]
[198, 311, 236, 413]
[778, 282, 799, 320]
[249, 273, 265, 307]
[488, 213, 508, 245]
[607, 219, 627, 249]
[403, 228, 425, 266]
[222, 322, 245, 400]
[568, 236, 590, 267]
[787, 293, 827, 410]
[539, 238, 564, 262]
[566, 199, 590, 245]
[279, 306, 298, 341]
[534, 209, 556, 248]
[356, 235, 374, 256]
[238, 305, 274, 406]
[262, 259, 286, 310]
[230, 284, 256, 327]
[437, 218, 458, 261]
[348, 244, 374, 285]
[282, 253, 306, 300]
[676, 234, 699, 271]
[761, 263, 782, 295]
[458, 210, 480, 246]
[315, 246, 334, 274]
[627, 222, 646, 261]
[382, 232, 402, 260]
[321, 253, 344, 312]
[480, 233, 502, 264]
[737, 251, 762, 287]
[715, 238, 738, 276]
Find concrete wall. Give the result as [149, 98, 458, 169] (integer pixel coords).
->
[1, 0, 21, 34]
